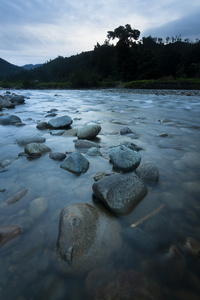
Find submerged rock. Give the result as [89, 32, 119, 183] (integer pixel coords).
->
[77, 124, 101, 140]
[36, 121, 49, 130]
[87, 147, 102, 156]
[109, 145, 141, 172]
[48, 115, 72, 129]
[0, 225, 21, 245]
[56, 203, 121, 275]
[29, 197, 48, 218]
[0, 114, 22, 125]
[60, 152, 89, 174]
[92, 173, 147, 215]
[24, 142, 51, 157]
[10, 95, 25, 105]
[5, 188, 28, 205]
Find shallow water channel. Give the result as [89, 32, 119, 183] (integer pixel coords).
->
[0, 88, 200, 300]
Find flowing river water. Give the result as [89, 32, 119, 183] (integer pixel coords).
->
[0, 88, 200, 300]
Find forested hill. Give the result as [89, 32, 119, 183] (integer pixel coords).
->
[0, 58, 23, 77]
[2, 25, 200, 88]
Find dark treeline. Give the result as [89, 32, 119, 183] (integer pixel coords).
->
[3, 24, 200, 88]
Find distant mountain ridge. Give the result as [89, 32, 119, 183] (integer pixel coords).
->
[0, 58, 23, 78]
[22, 64, 42, 70]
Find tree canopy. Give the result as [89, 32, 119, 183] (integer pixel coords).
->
[106, 24, 140, 47]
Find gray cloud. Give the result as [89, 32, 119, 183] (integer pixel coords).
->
[1, 0, 200, 65]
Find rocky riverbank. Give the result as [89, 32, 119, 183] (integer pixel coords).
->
[1, 89, 200, 300]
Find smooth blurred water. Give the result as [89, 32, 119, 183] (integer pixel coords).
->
[0, 88, 200, 300]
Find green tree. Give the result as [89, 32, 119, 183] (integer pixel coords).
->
[107, 24, 140, 47]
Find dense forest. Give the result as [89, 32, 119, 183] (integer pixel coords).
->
[1, 24, 200, 89]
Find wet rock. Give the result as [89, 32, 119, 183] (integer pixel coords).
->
[0, 225, 21, 245]
[120, 141, 143, 151]
[5, 188, 28, 205]
[10, 95, 25, 104]
[87, 147, 101, 156]
[17, 135, 45, 146]
[45, 112, 57, 117]
[90, 269, 163, 300]
[109, 145, 141, 172]
[77, 124, 101, 140]
[56, 203, 121, 275]
[62, 128, 78, 136]
[29, 197, 48, 218]
[48, 115, 72, 129]
[135, 163, 159, 182]
[92, 173, 147, 215]
[24, 142, 51, 157]
[93, 172, 113, 182]
[36, 121, 49, 130]
[47, 108, 58, 113]
[75, 139, 101, 149]
[0, 114, 21, 125]
[49, 152, 66, 161]
[120, 127, 133, 135]
[0, 98, 15, 109]
[60, 152, 89, 174]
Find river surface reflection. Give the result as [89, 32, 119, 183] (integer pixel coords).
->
[0, 88, 200, 300]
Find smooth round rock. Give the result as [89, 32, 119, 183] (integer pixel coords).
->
[109, 145, 141, 172]
[49, 152, 66, 161]
[10, 95, 25, 104]
[87, 147, 101, 156]
[60, 152, 89, 174]
[77, 124, 101, 140]
[17, 135, 45, 146]
[135, 163, 159, 182]
[92, 173, 148, 215]
[48, 115, 72, 129]
[0, 115, 21, 125]
[24, 143, 51, 156]
[36, 122, 49, 130]
[56, 203, 121, 275]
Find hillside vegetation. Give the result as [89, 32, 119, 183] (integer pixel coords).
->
[1, 25, 200, 89]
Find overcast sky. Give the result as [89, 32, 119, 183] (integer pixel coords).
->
[1, 0, 200, 66]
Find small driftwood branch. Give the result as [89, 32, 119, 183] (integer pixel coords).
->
[130, 203, 165, 227]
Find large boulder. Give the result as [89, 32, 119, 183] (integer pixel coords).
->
[77, 124, 101, 140]
[24, 142, 51, 157]
[60, 152, 89, 174]
[0, 114, 21, 125]
[48, 115, 72, 129]
[56, 203, 121, 275]
[109, 145, 141, 172]
[92, 173, 147, 215]
[17, 135, 45, 146]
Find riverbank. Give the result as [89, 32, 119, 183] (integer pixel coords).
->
[1, 78, 200, 90]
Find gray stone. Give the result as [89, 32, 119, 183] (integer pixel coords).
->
[120, 141, 143, 151]
[60, 152, 89, 174]
[17, 135, 45, 146]
[109, 145, 141, 171]
[5, 188, 28, 205]
[92, 173, 148, 215]
[0, 115, 21, 125]
[50, 130, 65, 136]
[75, 139, 101, 149]
[77, 124, 101, 140]
[49, 152, 66, 161]
[86, 147, 101, 156]
[48, 115, 72, 129]
[120, 127, 133, 135]
[10, 95, 25, 105]
[0, 98, 15, 110]
[135, 163, 159, 182]
[36, 122, 48, 130]
[24, 143, 51, 156]
[56, 203, 121, 275]
[62, 128, 78, 136]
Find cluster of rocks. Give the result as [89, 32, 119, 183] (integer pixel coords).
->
[0, 91, 26, 111]
[0, 95, 162, 291]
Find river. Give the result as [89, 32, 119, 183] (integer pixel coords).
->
[0, 88, 200, 299]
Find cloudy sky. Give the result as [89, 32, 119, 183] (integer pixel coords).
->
[1, 0, 200, 66]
